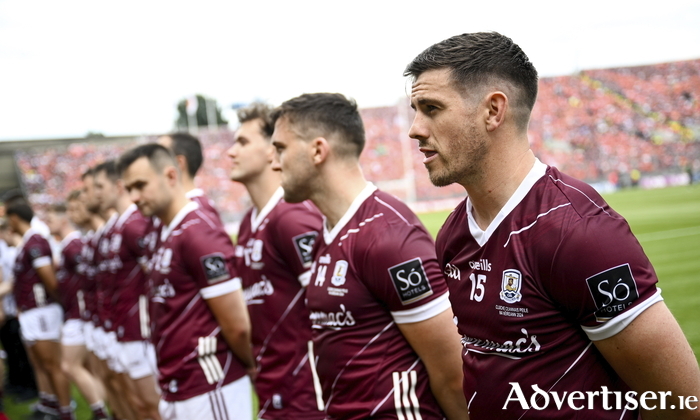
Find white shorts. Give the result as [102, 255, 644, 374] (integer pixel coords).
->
[61, 319, 86, 346]
[117, 341, 157, 380]
[104, 331, 125, 373]
[92, 326, 108, 360]
[159, 375, 252, 420]
[83, 321, 95, 351]
[18, 304, 64, 344]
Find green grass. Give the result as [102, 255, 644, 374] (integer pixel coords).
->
[416, 184, 700, 362]
[5, 185, 699, 418]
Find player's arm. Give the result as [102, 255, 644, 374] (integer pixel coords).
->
[594, 302, 700, 420]
[205, 288, 256, 379]
[36, 262, 59, 298]
[398, 307, 469, 420]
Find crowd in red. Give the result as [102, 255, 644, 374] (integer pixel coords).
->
[15, 59, 700, 222]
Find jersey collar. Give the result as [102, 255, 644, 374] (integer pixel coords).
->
[250, 187, 284, 233]
[185, 188, 205, 199]
[323, 182, 377, 245]
[467, 158, 547, 247]
[161, 200, 199, 242]
[59, 230, 82, 250]
[115, 204, 138, 230]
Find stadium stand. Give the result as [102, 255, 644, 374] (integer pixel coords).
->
[7, 59, 700, 227]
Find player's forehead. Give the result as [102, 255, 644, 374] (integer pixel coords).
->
[123, 156, 157, 182]
[410, 68, 461, 105]
[271, 117, 295, 146]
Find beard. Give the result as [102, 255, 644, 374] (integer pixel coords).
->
[426, 127, 488, 187]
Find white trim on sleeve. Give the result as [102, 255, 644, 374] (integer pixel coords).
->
[391, 292, 451, 324]
[582, 288, 663, 341]
[32, 256, 52, 269]
[200, 278, 242, 299]
[298, 270, 312, 287]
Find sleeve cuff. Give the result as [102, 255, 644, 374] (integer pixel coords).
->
[582, 288, 663, 341]
[298, 270, 312, 287]
[32, 256, 52, 269]
[391, 292, 451, 324]
[200, 278, 242, 299]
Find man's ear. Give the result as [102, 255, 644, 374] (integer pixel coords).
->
[484, 91, 508, 132]
[164, 165, 179, 186]
[311, 137, 330, 165]
[175, 155, 188, 174]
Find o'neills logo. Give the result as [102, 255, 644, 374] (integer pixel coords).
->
[243, 279, 274, 303]
[469, 259, 492, 271]
[310, 304, 356, 328]
[461, 328, 540, 355]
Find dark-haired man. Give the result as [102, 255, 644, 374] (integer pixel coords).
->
[94, 160, 161, 420]
[6, 203, 74, 420]
[119, 143, 255, 420]
[405, 32, 700, 419]
[228, 103, 324, 419]
[271, 93, 467, 420]
[158, 132, 222, 222]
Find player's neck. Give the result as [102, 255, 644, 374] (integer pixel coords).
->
[90, 215, 104, 231]
[314, 164, 367, 231]
[115, 194, 133, 215]
[59, 225, 75, 241]
[245, 173, 281, 214]
[160, 192, 191, 227]
[100, 207, 117, 222]
[182, 176, 196, 194]
[463, 147, 536, 230]
[15, 222, 30, 236]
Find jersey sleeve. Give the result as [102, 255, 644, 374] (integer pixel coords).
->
[273, 203, 323, 286]
[28, 236, 53, 269]
[123, 217, 149, 261]
[181, 222, 241, 299]
[360, 223, 450, 324]
[546, 214, 661, 341]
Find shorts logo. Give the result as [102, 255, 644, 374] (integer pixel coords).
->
[200, 253, 230, 284]
[331, 260, 348, 286]
[293, 232, 318, 268]
[586, 263, 639, 321]
[500, 269, 523, 304]
[388, 258, 433, 305]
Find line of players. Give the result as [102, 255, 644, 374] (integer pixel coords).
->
[5, 98, 470, 420]
[6, 31, 700, 420]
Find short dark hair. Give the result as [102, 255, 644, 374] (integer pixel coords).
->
[50, 203, 67, 214]
[237, 102, 275, 139]
[117, 143, 177, 176]
[81, 167, 94, 180]
[2, 188, 27, 207]
[93, 160, 119, 183]
[66, 189, 82, 202]
[6, 203, 34, 223]
[163, 132, 203, 178]
[404, 32, 538, 129]
[271, 93, 365, 157]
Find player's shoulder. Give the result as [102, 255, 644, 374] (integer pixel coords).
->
[363, 189, 423, 228]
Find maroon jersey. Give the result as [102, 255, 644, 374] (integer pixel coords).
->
[107, 204, 150, 342]
[149, 201, 246, 401]
[80, 229, 100, 324]
[57, 231, 85, 320]
[13, 229, 55, 311]
[436, 161, 661, 420]
[187, 188, 223, 226]
[235, 188, 323, 419]
[307, 184, 451, 420]
[95, 213, 118, 331]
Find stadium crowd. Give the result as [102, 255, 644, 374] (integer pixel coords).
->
[0, 46, 699, 420]
[14, 59, 700, 222]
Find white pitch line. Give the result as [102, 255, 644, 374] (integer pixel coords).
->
[635, 226, 700, 243]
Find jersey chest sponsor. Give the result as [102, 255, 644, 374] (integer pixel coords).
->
[240, 238, 265, 269]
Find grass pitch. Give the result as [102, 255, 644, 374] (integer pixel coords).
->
[417, 184, 700, 361]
